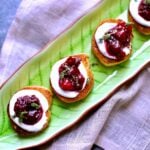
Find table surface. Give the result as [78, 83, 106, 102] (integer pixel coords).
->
[0, 0, 21, 50]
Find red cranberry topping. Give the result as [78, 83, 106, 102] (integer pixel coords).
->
[104, 21, 132, 60]
[14, 95, 43, 125]
[138, 0, 150, 21]
[59, 57, 85, 91]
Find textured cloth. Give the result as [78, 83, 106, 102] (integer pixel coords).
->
[0, 0, 150, 150]
[0, 0, 21, 50]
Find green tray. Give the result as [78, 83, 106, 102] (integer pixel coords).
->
[0, 0, 150, 149]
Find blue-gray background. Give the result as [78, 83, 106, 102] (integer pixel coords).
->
[0, 0, 21, 50]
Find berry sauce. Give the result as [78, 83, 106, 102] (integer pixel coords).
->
[14, 95, 43, 125]
[104, 21, 132, 60]
[59, 57, 85, 91]
[138, 0, 150, 21]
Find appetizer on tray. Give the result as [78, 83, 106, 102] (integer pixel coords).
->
[8, 86, 52, 136]
[128, 0, 150, 35]
[92, 19, 133, 66]
[50, 54, 94, 103]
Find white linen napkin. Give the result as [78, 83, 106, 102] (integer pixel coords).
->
[0, 0, 150, 150]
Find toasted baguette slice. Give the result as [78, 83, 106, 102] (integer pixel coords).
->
[7, 86, 52, 136]
[92, 19, 132, 66]
[50, 54, 94, 103]
[128, 11, 150, 35]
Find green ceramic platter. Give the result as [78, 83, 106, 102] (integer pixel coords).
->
[0, 0, 150, 149]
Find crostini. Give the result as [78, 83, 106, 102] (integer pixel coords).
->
[128, 0, 150, 35]
[7, 86, 52, 136]
[92, 19, 133, 66]
[50, 54, 94, 103]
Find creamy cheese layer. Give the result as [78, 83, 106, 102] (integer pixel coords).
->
[95, 23, 130, 60]
[129, 0, 150, 27]
[9, 89, 49, 132]
[50, 57, 88, 98]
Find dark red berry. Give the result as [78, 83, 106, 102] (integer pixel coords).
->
[59, 57, 85, 91]
[59, 78, 74, 91]
[104, 21, 132, 60]
[139, 0, 150, 21]
[14, 95, 43, 125]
